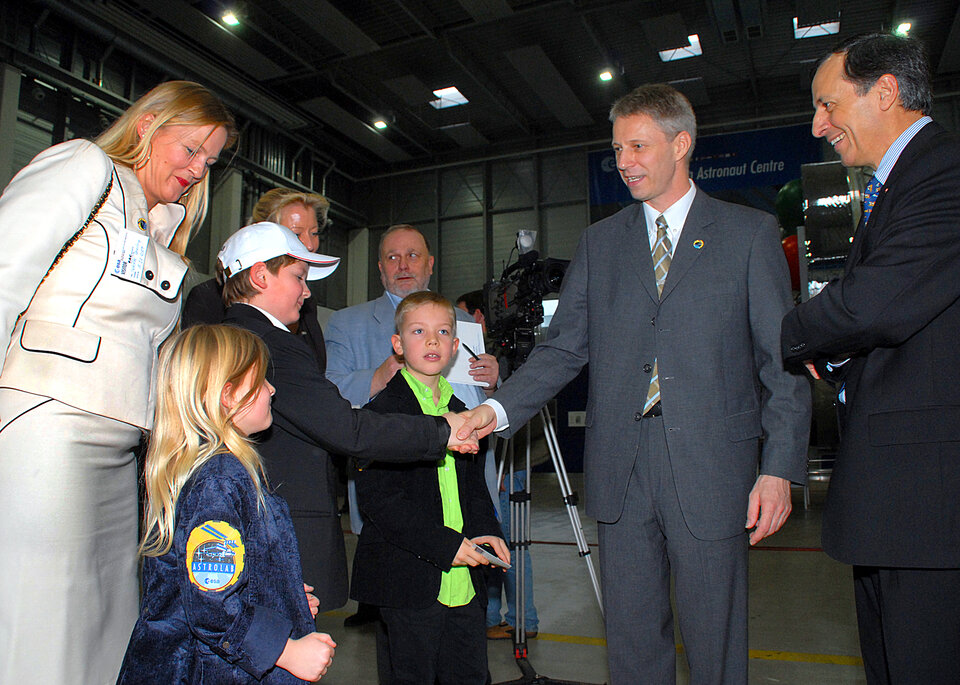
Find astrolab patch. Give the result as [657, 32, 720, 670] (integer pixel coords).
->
[186, 521, 245, 592]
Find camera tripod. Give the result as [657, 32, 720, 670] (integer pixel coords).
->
[492, 403, 605, 685]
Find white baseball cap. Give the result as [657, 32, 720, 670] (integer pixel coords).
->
[218, 221, 340, 281]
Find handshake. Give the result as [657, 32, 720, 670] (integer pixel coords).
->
[441, 404, 499, 453]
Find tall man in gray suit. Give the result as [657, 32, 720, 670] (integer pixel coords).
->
[458, 84, 810, 683]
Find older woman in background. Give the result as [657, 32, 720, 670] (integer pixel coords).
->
[183, 186, 331, 369]
[0, 80, 235, 684]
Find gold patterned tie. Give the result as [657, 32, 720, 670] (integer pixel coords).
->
[644, 215, 672, 413]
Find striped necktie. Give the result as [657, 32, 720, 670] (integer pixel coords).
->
[862, 175, 883, 224]
[644, 215, 672, 413]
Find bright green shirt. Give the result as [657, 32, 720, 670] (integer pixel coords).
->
[400, 368, 475, 607]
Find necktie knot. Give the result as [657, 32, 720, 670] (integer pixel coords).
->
[655, 214, 669, 236]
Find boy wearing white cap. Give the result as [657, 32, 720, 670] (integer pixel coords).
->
[219, 222, 480, 612]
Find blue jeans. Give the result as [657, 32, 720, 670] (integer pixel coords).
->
[486, 470, 538, 630]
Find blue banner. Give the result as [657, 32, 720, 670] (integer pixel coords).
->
[589, 123, 822, 205]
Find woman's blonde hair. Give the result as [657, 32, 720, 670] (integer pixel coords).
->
[140, 324, 269, 557]
[96, 81, 238, 256]
[252, 187, 331, 227]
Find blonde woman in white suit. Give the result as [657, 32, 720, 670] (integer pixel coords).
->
[0, 81, 235, 684]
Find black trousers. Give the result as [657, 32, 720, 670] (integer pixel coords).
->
[379, 595, 487, 685]
[853, 565, 960, 685]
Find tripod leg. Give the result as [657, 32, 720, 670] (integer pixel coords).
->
[539, 406, 604, 613]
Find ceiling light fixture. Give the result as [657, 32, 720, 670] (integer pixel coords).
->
[599, 70, 613, 82]
[658, 35, 702, 62]
[221, 11, 240, 26]
[429, 86, 468, 109]
[895, 22, 912, 36]
[793, 17, 840, 39]
[373, 120, 388, 130]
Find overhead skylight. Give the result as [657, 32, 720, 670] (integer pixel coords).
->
[658, 35, 702, 62]
[793, 17, 840, 39]
[429, 86, 469, 109]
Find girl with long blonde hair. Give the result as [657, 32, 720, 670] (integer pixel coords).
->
[118, 325, 336, 684]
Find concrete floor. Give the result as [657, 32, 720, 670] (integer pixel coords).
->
[314, 474, 866, 684]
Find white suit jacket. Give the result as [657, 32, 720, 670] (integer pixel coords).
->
[0, 140, 188, 429]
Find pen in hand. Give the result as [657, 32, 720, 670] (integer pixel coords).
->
[461, 343, 480, 362]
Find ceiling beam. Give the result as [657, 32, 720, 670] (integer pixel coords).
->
[276, 0, 379, 57]
[300, 96, 412, 163]
[505, 45, 593, 128]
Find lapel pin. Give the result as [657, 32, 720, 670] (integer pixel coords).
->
[137, 218, 147, 232]
[693, 239, 704, 249]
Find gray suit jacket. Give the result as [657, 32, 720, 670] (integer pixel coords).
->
[494, 189, 810, 539]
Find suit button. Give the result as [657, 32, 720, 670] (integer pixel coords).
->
[144, 270, 154, 280]
[634, 412, 643, 421]
[643, 363, 652, 373]
[161, 280, 170, 290]
[222, 641, 230, 650]
[650, 317, 655, 325]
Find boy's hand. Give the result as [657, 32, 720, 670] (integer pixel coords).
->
[443, 413, 480, 453]
[456, 404, 498, 441]
[452, 536, 511, 568]
[276, 632, 336, 681]
[304, 583, 319, 618]
[468, 353, 499, 391]
[472, 535, 510, 567]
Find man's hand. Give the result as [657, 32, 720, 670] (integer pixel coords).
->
[369, 354, 404, 399]
[443, 412, 480, 453]
[276, 632, 337, 681]
[468, 353, 499, 392]
[456, 404, 498, 441]
[745, 474, 793, 545]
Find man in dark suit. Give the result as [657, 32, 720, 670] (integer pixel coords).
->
[459, 84, 810, 683]
[781, 33, 960, 684]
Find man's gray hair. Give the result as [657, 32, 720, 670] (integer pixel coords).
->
[609, 84, 697, 155]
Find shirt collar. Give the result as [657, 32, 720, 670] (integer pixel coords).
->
[401, 368, 454, 412]
[247, 304, 291, 332]
[385, 290, 404, 308]
[873, 116, 932, 185]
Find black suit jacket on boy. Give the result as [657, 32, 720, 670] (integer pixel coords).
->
[350, 372, 501, 609]
[782, 121, 960, 568]
[224, 303, 452, 608]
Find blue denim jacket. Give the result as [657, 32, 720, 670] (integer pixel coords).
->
[117, 453, 315, 683]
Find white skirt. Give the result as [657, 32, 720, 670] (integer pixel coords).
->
[0, 389, 142, 684]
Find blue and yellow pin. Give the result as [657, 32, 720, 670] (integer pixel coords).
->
[693, 239, 704, 249]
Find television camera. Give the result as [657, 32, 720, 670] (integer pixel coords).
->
[483, 232, 568, 372]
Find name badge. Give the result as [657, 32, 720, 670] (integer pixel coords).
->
[111, 230, 149, 281]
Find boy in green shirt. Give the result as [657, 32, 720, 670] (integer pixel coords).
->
[351, 291, 509, 684]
